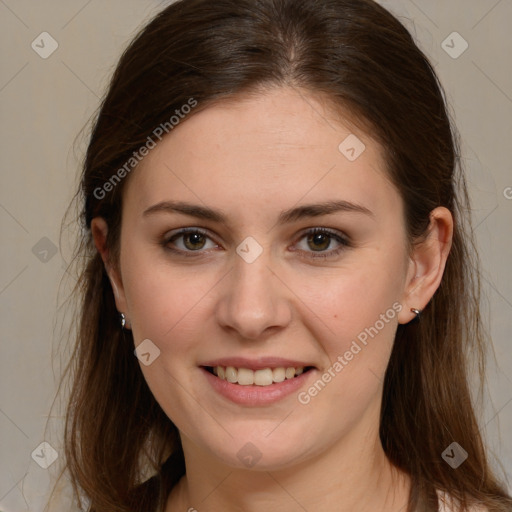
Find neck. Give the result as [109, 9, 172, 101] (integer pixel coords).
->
[166, 422, 411, 512]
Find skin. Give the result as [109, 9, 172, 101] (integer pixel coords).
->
[92, 86, 453, 512]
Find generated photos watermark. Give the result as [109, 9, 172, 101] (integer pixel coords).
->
[93, 98, 198, 200]
[297, 301, 403, 404]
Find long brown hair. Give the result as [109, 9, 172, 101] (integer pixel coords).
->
[53, 0, 512, 511]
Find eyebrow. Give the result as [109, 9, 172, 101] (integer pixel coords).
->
[142, 199, 373, 224]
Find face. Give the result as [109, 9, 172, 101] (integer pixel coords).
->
[101, 87, 419, 471]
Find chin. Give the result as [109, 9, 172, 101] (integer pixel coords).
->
[196, 430, 317, 472]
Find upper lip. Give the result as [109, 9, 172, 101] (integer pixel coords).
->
[200, 357, 316, 371]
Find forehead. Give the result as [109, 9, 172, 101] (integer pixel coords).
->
[124, 87, 400, 221]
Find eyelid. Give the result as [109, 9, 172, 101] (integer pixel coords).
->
[165, 226, 213, 239]
[294, 226, 349, 244]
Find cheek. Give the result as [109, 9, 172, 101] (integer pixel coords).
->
[304, 256, 404, 338]
[289, 249, 407, 401]
[291, 269, 403, 433]
[120, 243, 217, 343]
[120, 251, 218, 433]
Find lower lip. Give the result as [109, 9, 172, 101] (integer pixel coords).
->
[200, 367, 315, 406]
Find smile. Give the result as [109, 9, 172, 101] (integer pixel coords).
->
[204, 365, 314, 386]
[200, 363, 317, 406]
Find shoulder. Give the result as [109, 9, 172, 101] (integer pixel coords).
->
[437, 490, 489, 512]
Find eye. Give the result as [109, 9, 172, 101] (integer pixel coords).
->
[293, 228, 350, 259]
[161, 226, 351, 259]
[163, 228, 219, 255]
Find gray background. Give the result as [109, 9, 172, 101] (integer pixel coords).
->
[0, 1, 510, 510]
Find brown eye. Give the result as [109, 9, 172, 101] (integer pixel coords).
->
[294, 228, 350, 260]
[164, 228, 218, 255]
[183, 232, 207, 250]
[306, 232, 332, 251]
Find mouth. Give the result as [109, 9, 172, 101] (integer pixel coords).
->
[201, 365, 316, 386]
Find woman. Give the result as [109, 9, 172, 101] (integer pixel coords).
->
[55, 0, 512, 511]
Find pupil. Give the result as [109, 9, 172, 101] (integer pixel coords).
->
[308, 233, 330, 251]
[185, 233, 205, 250]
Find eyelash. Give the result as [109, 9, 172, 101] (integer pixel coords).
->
[161, 227, 351, 260]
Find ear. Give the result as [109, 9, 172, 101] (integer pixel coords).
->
[91, 217, 130, 324]
[398, 206, 454, 324]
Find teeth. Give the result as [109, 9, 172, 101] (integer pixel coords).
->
[272, 367, 285, 383]
[255, 368, 273, 386]
[211, 366, 306, 386]
[285, 367, 295, 379]
[225, 366, 237, 383]
[237, 368, 254, 385]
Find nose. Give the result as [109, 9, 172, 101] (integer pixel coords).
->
[214, 251, 293, 341]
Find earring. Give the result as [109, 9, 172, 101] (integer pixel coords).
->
[410, 308, 422, 322]
[119, 312, 126, 328]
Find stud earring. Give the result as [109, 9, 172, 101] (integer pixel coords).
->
[119, 312, 127, 328]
